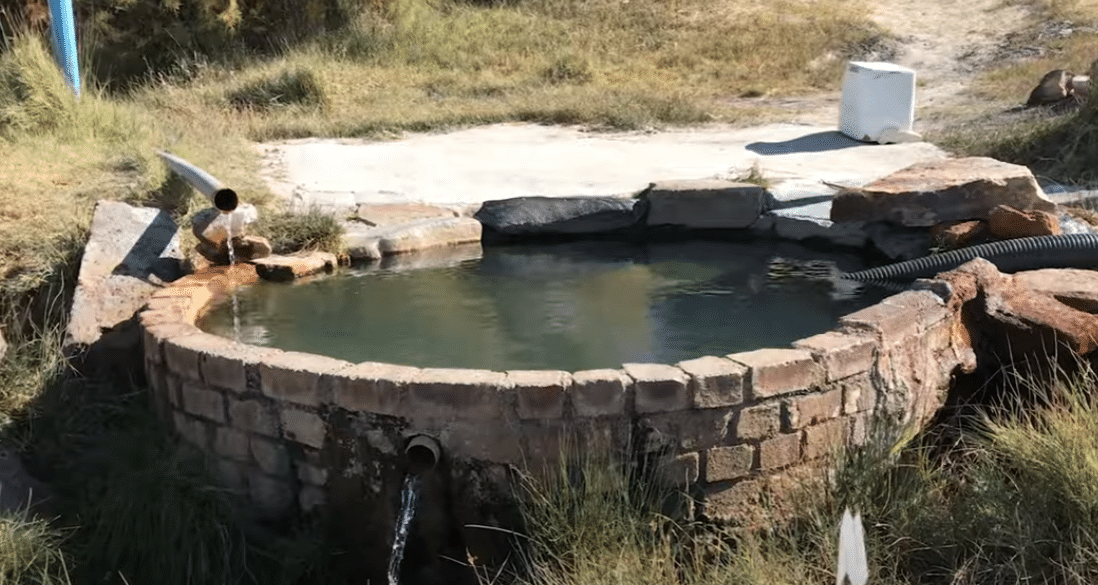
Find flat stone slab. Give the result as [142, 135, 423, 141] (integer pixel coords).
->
[352, 203, 460, 227]
[644, 180, 774, 229]
[66, 201, 185, 348]
[475, 196, 644, 237]
[255, 123, 948, 212]
[831, 157, 1057, 227]
[754, 200, 867, 248]
[253, 252, 337, 282]
[343, 216, 483, 260]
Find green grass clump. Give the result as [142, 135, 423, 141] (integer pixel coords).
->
[226, 68, 328, 110]
[254, 208, 345, 255]
[0, 35, 77, 135]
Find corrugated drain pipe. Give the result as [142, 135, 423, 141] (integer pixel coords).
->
[156, 150, 239, 213]
[842, 233, 1098, 283]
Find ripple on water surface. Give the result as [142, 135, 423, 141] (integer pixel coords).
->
[199, 241, 892, 372]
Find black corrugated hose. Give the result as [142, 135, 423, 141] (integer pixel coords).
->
[841, 233, 1098, 283]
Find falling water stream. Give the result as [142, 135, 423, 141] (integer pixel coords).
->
[388, 475, 422, 585]
[224, 214, 241, 342]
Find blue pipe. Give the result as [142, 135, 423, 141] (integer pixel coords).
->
[48, 0, 80, 98]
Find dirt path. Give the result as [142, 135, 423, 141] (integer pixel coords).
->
[771, 0, 1035, 129]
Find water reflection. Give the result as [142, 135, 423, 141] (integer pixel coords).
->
[199, 241, 890, 371]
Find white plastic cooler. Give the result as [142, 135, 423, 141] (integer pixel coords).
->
[838, 61, 921, 144]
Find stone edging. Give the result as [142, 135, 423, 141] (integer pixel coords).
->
[140, 258, 972, 524]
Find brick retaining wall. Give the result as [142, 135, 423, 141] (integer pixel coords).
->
[139, 263, 974, 575]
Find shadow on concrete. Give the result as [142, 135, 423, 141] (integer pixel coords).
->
[746, 131, 864, 155]
[111, 209, 185, 284]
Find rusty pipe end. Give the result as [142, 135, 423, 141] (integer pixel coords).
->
[405, 435, 441, 474]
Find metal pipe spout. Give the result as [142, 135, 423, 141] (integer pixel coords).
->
[404, 435, 441, 474]
[156, 150, 239, 213]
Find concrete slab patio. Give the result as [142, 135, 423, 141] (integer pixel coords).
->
[255, 122, 949, 215]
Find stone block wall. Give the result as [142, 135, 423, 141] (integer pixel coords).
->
[139, 263, 974, 575]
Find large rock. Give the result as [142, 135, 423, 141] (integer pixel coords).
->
[1026, 69, 1076, 108]
[830, 158, 1056, 227]
[344, 217, 483, 260]
[935, 259, 1098, 362]
[474, 196, 646, 239]
[67, 201, 185, 364]
[352, 203, 459, 226]
[763, 201, 867, 247]
[987, 204, 1060, 239]
[1014, 268, 1098, 313]
[643, 180, 774, 229]
[865, 222, 934, 260]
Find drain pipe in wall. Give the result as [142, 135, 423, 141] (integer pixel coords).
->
[156, 151, 239, 213]
[405, 435, 442, 475]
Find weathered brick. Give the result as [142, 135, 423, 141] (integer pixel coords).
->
[677, 356, 746, 408]
[759, 432, 802, 470]
[250, 473, 294, 517]
[706, 444, 755, 482]
[840, 372, 875, 414]
[181, 383, 226, 423]
[251, 437, 291, 476]
[882, 290, 950, 333]
[299, 485, 326, 513]
[793, 331, 876, 382]
[442, 422, 525, 465]
[734, 402, 781, 440]
[507, 370, 570, 420]
[172, 412, 208, 449]
[842, 290, 947, 341]
[728, 348, 821, 399]
[213, 426, 250, 461]
[281, 408, 326, 449]
[704, 479, 764, 522]
[570, 369, 629, 417]
[641, 409, 734, 451]
[259, 351, 353, 407]
[624, 363, 690, 413]
[781, 388, 843, 430]
[803, 418, 848, 460]
[163, 334, 204, 381]
[660, 452, 700, 486]
[201, 344, 277, 393]
[165, 374, 183, 408]
[228, 399, 280, 437]
[213, 458, 248, 494]
[297, 462, 329, 486]
[406, 368, 511, 420]
[331, 362, 419, 416]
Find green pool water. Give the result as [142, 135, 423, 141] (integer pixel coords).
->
[199, 240, 890, 372]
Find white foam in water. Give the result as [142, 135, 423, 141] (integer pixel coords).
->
[388, 475, 421, 585]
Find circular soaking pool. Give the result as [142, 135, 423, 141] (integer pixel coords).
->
[198, 240, 891, 371]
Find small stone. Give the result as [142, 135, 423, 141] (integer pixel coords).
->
[987, 205, 1061, 240]
[930, 220, 987, 249]
[253, 252, 338, 282]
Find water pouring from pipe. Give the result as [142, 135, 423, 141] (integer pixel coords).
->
[386, 435, 442, 585]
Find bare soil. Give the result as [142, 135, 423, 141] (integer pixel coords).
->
[743, 0, 1045, 132]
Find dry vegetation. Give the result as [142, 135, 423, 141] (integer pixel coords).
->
[4, 0, 1098, 582]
